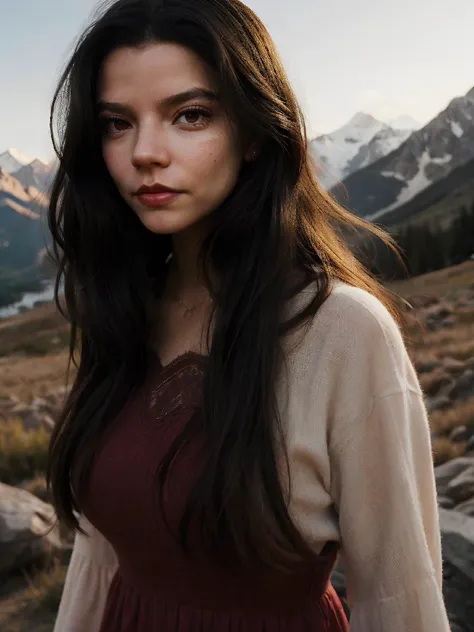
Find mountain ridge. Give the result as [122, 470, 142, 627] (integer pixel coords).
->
[332, 85, 474, 222]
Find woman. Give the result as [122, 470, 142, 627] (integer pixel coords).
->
[47, 0, 451, 631]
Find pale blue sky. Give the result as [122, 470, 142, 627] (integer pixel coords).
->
[1, 0, 473, 163]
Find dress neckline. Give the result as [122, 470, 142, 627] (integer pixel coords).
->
[151, 349, 208, 373]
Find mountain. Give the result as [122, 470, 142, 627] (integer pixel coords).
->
[0, 148, 33, 175]
[388, 115, 422, 131]
[379, 156, 474, 230]
[310, 113, 414, 188]
[334, 86, 474, 222]
[12, 159, 54, 195]
[0, 167, 48, 271]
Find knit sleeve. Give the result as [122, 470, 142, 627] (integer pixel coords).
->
[329, 385, 451, 631]
[53, 514, 118, 632]
[301, 284, 452, 630]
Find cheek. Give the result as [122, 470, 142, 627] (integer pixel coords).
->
[188, 134, 242, 186]
[102, 144, 126, 187]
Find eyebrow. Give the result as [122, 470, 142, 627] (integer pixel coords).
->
[97, 87, 219, 115]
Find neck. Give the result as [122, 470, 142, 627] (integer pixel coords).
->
[166, 224, 211, 300]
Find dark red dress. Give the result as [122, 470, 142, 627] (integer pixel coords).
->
[80, 352, 349, 631]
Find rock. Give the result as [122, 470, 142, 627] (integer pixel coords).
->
[450, 426, 474, 444]
[22, 411, 45, 431]
[8, 402, 32, 419]
[438, 496, 456, 509]
[446, 466, 474, 503]
[41, 413, 56, 431]
[435, 457, 474, 497]
[455, 498, 474, 517]
[426, 394, 452, 413]
[31, 396, 50, 411]
[416, 358, 442, 374]
[420, 367, 453, 396]
[439, 509, 474, 630]
[440, 316, 455, 329]
[425, 303, 453, 319]
[447, 370, 474, 401]
[465, 436, 474, 456]
[425, 304, 455, 331]
[0, 483, 63, 576]
[443, 357, 468, 376]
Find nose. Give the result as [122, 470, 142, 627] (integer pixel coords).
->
[131, 124, 171, 169]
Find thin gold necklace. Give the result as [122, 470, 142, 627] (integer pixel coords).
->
[165, 253, 211, 317]
[176, 295, 211, 317]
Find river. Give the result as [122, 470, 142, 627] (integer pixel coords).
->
[0, 284, 56, 318]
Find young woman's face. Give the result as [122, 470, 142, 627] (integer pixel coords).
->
[98, 42, 253, 235]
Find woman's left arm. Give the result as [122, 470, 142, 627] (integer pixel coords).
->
[329, 384, 451, 631]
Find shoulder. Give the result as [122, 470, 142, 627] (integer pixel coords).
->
[302, 278, 401, 341]
[288, 278, 421, 397]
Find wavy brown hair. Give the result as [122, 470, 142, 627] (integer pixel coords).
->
[47, 0, 406, 571]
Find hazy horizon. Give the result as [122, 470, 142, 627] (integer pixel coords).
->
[1, 0, 473, 163]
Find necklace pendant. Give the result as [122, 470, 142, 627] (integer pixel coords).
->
[183, 306, 196, 317]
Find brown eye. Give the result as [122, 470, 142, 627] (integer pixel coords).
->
[176, 107, 212, 127]
[101, 117, 130, 135]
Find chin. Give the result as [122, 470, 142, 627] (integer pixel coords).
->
[136, 208, 204, 236]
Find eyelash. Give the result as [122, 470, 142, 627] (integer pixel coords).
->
[101, 106, 213, 136]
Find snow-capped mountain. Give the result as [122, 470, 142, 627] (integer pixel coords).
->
[310, 113, 414, 188]
[12, 158, 54, 194]
[335, 85, 474, 221]
[0, 167, 47, 217]
[0, 148, 55, 194]
[0, 148, 34, 175]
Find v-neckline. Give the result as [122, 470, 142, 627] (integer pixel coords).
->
[151, 349, 208, 373]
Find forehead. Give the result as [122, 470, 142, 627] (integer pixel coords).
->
[98, 42, 216, 100]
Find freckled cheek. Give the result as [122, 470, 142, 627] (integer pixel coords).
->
[186, 137, 240, 183]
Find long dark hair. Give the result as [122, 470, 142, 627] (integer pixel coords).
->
[47, 0, 406, 571]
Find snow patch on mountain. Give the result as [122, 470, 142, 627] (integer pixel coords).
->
[310, 113, 415, 189]
[451, 120, 464, 138]
[368, 151, 453, 220]
[0, 148, 33, 174]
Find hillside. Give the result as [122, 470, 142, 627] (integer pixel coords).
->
[1, 262, 474, 631]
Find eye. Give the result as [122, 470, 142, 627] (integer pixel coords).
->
[175, 106, 212, 127]
[101, 116, 131, 135]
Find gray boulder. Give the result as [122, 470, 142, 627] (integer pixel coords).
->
[439, 509, 474, 631]
[447, 369, 474, 401]
[435, 457, 474, 497]
[0, 482, 63, 576]
[455, 498, 474, 517]
[446, 465, 474, 504]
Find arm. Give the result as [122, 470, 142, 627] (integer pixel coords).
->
[330, 388, 451, 631]
[53, 514, 118, 632]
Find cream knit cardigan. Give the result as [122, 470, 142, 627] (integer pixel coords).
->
[53, 280, 452, 631]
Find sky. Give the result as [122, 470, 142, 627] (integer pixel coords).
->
[1, 0, 473, 163]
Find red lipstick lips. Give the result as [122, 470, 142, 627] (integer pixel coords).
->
[134, 183, 181, 208]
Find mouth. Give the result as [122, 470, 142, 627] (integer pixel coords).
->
[134, 183, 180, 195]
[135, 190, 181, 208]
